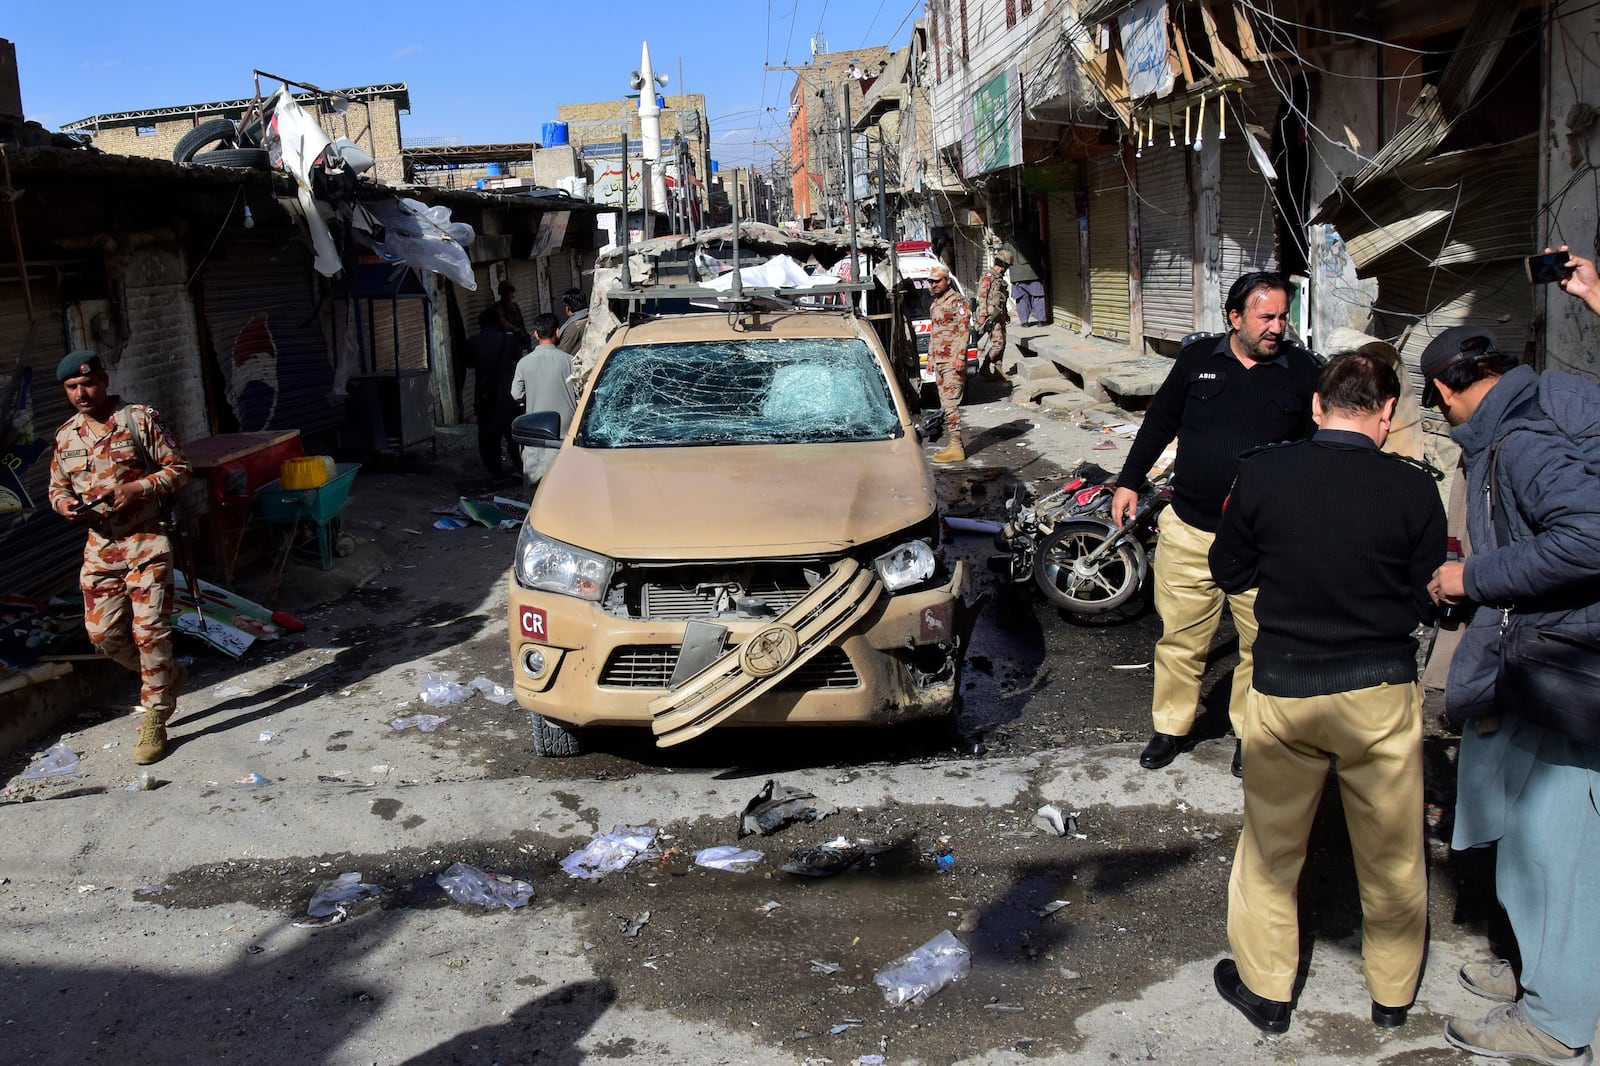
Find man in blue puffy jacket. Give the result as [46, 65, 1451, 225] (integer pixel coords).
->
[1426, 254, 1600, 1066]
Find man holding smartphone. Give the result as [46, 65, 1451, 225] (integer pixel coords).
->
[48, 351, 192, 765]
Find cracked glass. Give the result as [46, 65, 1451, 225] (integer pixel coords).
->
[577, 337, 902, 448]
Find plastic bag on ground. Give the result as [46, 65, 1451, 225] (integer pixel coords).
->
[873, 930, 972, 1005]
[308, 871, 381, 917]
[469, 677, 517, 705]
[20, 742, 79, 779]
[694, 846, 764, 873]
[560, 825, 659, 880]
[436, 861, 534, 909]
[419, 673, 472, 706]
[739, 778, 837, 837]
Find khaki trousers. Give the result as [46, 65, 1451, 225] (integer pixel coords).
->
[1228, 682, 1427, 1006]
[1150, 507, 1258, 736]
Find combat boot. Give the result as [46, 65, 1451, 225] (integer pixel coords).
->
[931, 429, 965, 464]
[133, 707, 169, 765]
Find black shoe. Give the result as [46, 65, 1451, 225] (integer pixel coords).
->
[1139, 732, 1187, 769]
[1231, 740, 1243, 779]
[1214, 959, 1291, 1034]
[1371, 1001, 1409, 1028]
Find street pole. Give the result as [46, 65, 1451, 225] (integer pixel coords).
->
[619, 99, 632, 289]
[840, 82, 858, 256]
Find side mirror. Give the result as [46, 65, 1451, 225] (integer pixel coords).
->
[510, 411, 563, 448]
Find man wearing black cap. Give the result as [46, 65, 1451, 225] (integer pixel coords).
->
[47, 351, 192, 765]
[1419, 262, 1600, 1066]
[1112, 271, 1321, 775]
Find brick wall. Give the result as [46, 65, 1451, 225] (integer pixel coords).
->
[108, 236, 209, 447]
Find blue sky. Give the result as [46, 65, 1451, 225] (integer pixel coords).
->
[8, 1, 918, 166]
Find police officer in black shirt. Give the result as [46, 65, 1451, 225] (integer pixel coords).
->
[1112, 272, 1321, 775]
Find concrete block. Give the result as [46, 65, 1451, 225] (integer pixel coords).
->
[1039, 387, 1095, 411]
[1099, 357, 1175, 401]
[1013, 355, 1067, 383]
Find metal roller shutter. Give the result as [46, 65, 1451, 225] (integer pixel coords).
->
[364, 296, 431, 373]
[1137, 148, 1193, 342]
[508, 260, 542, 320]
[952, 223, 987, 298]
[0, 286, 83, 596]
[201, 246, 340, 436]
[455, 265, 500, 417]
[1219, 88, 1280, 283]
[1088, 155, 1131, 342]
[1047, 192, 1084, 331]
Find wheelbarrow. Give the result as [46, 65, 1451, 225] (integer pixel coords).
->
[254, 463, 361, 570]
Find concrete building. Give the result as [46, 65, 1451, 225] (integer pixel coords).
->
[786, 44, 894, 227]
[557, 94, 710, 222]
[62, 84, 411, 185]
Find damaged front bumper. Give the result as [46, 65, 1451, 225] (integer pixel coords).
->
[507, 559, 971, 745]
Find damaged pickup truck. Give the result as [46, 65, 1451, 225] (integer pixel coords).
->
[506, 229, 972, 755]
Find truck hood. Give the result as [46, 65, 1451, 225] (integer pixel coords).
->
[528, 437, 938, 559]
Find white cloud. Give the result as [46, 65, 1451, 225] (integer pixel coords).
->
[393, 44, 422, 59]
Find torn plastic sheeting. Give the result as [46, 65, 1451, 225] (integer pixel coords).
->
[560, 825, 660, 880]
[391, 714, 450, 732]
[779, 837, 866, 878]
[739, 779, 837, 837]
[469, 677, 516, 705]
[355, 197, 477, 290]
[873, 930, 972, 1006]
[693, 846, 765, 873]
[308, 872, 381, 917]
[702, 253, 844, 293]
[419, 673, 472, 706]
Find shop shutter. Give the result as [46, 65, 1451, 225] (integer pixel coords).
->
[0, 284, 83, 596]
[1137, 148, 1193, 342]
[201, 245, 340, 436]
[454, 264, 500, 417]
[1046, 192, 1084, 331]
[1218, 88, 1280, 284]
[508, 259, 543, 319]
[1088, 155, 1131, 342]
[952, 223, 987, 298]
[363, 295, 431, 373]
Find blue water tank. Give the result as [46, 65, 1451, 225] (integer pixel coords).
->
[548, 122, 569, 146]
[475, 178, 488, 190]
[485, 162, 504, 177]
[540, 122, 555, 145]
[711, 160, 719, 173]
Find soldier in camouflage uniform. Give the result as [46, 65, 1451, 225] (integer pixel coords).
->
[975, 249, 1012, 379]
[927, 263, 971, 464]
[47, 351, 193, 764]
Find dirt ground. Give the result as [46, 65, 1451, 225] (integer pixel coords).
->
[0, 382, 1510, 1064]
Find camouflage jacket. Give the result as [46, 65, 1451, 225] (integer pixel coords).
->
[977, 269, 1009, 323]
[49, 401, 192, 549]
[928, 286, 971, 365]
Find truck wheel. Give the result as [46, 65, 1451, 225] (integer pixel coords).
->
[531, 712, 583, 757]
[173, 118, 242, 164]
[192, 147, 271, 170]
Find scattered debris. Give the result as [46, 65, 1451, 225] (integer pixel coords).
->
[1061, 967, 1084, 980]
[1033, 804, 1069, 836]
[432, 517, 469, 531]
[758, 900, 782, 914]
[308, 872, 382, 917]
[258, 731, 276, 743]
[780, 837, 865, 878]
[620, 911, 651, 938]
[19, 742, 78, 780]
[739, 779, 837, 837]
[874, 930, 971, 1006]
[1037, 900, 1071, 918]
[436, 861, 534, 909]
[390, 714, 450, 733]
[1113, 661, 1153, 670]
[560, 825, 660, 880]
[693, 846, 765, 873]
[233, 772, 270, 788]
[933, 836, 955, 872]
[828, 1021, 863, 1035]
[944, 516, 1004, 535]
[983, 1002, 1024, 1012]
[810, 959, 843, 975]
[126, 771, 156, 792]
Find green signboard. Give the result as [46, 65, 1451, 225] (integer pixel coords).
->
[971, 67, 1022, 175]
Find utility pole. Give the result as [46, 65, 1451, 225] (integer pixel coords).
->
[841, 82, 858, 256]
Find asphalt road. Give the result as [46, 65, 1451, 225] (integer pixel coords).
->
[0, 390, 1513, 1065]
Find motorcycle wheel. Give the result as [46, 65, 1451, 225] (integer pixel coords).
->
[1033, 521, 1144, 616]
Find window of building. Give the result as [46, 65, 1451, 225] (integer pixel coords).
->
[1021, 0, 1032, 14]
[136, 126, 157, 137]
[1006, 0, 1016, 28]
[930, 1, 941, 84]
[959, 0, 970, 64]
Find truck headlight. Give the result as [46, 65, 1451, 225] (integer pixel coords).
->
[515, 526, 614, 601]
[873, 539, 936, 592]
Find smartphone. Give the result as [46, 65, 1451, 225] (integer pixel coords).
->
[1527, 251, 1574, 285]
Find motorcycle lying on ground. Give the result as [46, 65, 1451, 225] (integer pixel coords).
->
[988, 462, 1172, 621]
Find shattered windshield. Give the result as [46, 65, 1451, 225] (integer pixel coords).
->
[578, 337, 902, 448]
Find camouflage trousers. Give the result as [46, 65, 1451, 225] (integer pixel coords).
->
[932, 354, 966, 431]
[81, 531, 178, 716]
[979, 321, 1007, 368]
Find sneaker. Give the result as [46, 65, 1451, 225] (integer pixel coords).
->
[1444, 1003, 1592, 1066]
[1460, 959, 1520, 1004]
[133, 708, 168, 765]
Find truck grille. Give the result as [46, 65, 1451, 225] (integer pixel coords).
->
[600, 645, 859, 690]
[630, 565, 819, 621]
